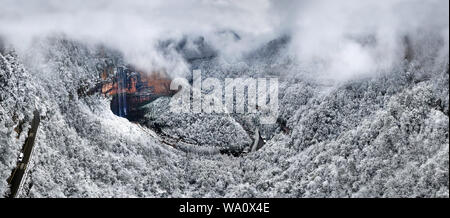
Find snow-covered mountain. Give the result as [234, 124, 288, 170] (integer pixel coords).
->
[0, 0, 449, 198]
[1, 33, 448, 197]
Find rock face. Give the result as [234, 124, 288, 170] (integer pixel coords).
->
[100, 66, 175, 121]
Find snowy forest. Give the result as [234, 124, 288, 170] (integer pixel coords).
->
[0, 0, 449, 198]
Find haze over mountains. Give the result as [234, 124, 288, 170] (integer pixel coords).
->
[0, 0, 448, 197]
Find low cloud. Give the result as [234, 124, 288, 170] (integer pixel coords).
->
[0, 0, 448, 80]
[275, 0, 449, 80]
[0, 0, 274, 76]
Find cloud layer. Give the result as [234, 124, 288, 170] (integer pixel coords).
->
[0, 0, 448, 79]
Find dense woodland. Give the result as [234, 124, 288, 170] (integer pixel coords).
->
[1, 30, 448, 197]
